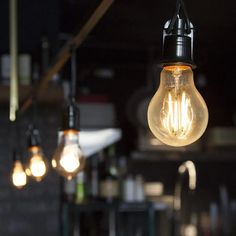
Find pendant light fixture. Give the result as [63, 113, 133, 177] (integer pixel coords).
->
[12, 150, 27, 189]
[26, 123, 48, 182]
[147, 0, 208, 147]
[52, 47, 85, 180]
[11, 113, 27, 189]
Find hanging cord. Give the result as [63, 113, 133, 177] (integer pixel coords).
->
[26, 96, 42, 147]
[32, 96, 38, 128]
[69, 45, 80, 117]
[70, 45, 77, 102]
[12, 111, 23, 162]
[166, 0, 191, 34]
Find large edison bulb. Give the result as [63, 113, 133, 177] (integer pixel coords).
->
[26, 146, 48, 182]
[53, 129, 85, 180]
[148, 65, 208, 147]
[12, 160, 27, 189]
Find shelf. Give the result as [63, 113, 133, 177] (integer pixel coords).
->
[69, 201, 169, 213]
[0, 84, 64, 104]
[131, 149, 236, 162]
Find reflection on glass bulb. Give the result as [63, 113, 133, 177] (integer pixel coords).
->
[53, 129, 85, 180]
[148, 65, 208, 147]
[12, 160, 27, 189]
[27, 146, 47, 182]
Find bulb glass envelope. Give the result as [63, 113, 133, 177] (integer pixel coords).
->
[27, 146, 48, 182]
[148, 65, 208, 147]
[12, 160, 27, 189]
[53, 129, 85, 180]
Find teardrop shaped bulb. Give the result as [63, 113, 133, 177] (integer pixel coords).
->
[12, 160, 27, 189]
[148, 65, 208, 147]
[27, 146, 48, 182]
[53, 130, 85, 180]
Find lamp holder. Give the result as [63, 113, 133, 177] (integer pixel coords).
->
[12, 149, 21, 163]
[27, 124, 41, 147]
[62, 100, 80, 131]
[159, 0, 195, 67]
[61, 46, 80, 131]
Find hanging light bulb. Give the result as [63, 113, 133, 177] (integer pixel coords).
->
[26, 125, 48, 182]
[27, 146, 48, 181]
[52, 48, 85, 180]
[53, 128, 85, 180]
[147, 0, 208, 147]
[12, 151, 27, 189]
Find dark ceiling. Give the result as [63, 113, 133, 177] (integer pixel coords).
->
[60, 0, 236, 128]
[0, 0, 236, 129]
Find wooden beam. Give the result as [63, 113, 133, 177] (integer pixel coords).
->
[20, 0, 114, 113]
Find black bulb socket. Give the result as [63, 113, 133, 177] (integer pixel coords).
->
[27, 127, 41, 147]
[160, 18, 195, 68]
[62, 102, 79, 131]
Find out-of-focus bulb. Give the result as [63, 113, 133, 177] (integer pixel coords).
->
[148, 65, 208, 147]
[27, 146, 47, 182]
[51, 158, 57, 168]
[53, 129, 85, 180]
[12, 160, 27, 189]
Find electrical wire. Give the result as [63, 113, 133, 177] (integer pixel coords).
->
[166, 0, 191, 34]
[70, 45, 77, 102]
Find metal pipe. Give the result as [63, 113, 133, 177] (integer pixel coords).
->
[9, 0, 19, 121]
[174, 160, 196, 211]
[173, 161, 197, 236]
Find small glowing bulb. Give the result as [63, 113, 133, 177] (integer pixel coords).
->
[28, 146, 47, 182]
[12, 160, 27, 189]
[53, 130, 85, 180]
[51, 158, 57, 168]
[59, 144, 81, 173]
[148, 65, 208, 147]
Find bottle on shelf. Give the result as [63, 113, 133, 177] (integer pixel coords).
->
[0, 54, 10, 85]
[99, 146, 119, 202]
[75, 171, 86, 204]
[123, 174, 135, 202]
[0, 53, 32, 85]
[19, 54, 31, 85]
[90, 153, 99, 200]
[135, 175, 145, 202]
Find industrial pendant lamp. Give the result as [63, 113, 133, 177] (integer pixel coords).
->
[11, 114, 27, 189]
[147, 0, 208, 147]
[26, 122, 48, 182]
[52, 48, 85, 180]
[12, 150, 27, 189]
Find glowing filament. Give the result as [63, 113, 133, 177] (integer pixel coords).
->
[12, 160, 27, 188]
[59, 144, 81, 173]
[29, 155, 47, 180]
[162, 91, 193, 138]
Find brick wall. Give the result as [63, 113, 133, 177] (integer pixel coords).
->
[0, 105, 61, 236]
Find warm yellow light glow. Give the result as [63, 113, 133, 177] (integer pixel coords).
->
[12, 160, 27, 189]
[53, 130, 85, 180]
[51, 159, 57, 168]
[28, 146, 47, 182]
[59, 144, 81, 173]
[148, 65, 208, 147]
[163, 91, 192, 137]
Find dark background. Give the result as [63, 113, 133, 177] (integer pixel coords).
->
[0, 0, 235, 128]
[0, 0, 236, 235]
